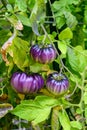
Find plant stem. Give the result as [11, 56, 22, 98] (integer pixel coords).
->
[79, 71, 85, 129]
[41, 24, 64, 72]
[48, 0, 59, 34]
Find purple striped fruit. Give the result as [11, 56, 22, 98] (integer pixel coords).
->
[30, 44, 41, 62]
[46, 72, 69, 96]
[30, 44, 57, 64]
[11, 72, 44, 94]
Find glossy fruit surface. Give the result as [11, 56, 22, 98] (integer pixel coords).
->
[11, 72, 44, 94]
[46, 72, 69, 96]
[30, 44, 41, 62]
[30, 44, 57, 64]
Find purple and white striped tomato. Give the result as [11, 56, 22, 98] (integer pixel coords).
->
[30, 44, 57, 64]
[46, 72, 69, 96]
[11, 72, 44, 94]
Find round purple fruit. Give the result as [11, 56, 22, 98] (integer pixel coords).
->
[11, 72, 44, 94]
[30, 44, 57, 64]
[46, 72, 69, 96]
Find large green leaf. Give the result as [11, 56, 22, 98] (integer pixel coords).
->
[11, 95, 59, 125]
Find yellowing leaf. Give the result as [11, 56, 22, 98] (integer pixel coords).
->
[59, 27, 73, 40]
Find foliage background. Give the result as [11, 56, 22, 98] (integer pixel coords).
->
[0, 0, 87, 130]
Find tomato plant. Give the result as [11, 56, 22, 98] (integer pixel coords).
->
[0, 0, 87, 130]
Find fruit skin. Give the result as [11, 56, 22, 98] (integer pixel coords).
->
[11, 72, 44, 94]
[30, 44, 41, 62]
[30, 44, 57, 64]
[46, 72, 69, 96]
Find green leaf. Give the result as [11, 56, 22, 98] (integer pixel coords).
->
[11, 95, 59, 125]
[30, 0, 46, 35]
[74, 46, 87, 72]
[58, 109, 71, 130]
[70, 121, 82, 129]
[67, 46, 87, 73]
[16, 14, 31, 27]
[0, 103, 13, 118]
[67, 47, 79, 72]
[34, 95, 59, 107]
[71, 128, 79, 130]
[64, 11, 78, 29]
[6, 4, 13, 12]
[52, 0, 79, 10]
[8, 37, 29, 70]
[0, 19, 11, 29]
[30, 63, 43, 73]
[0, 30, 11, 45]
[59, 27, 73, 40]
[15, 0, 27, 12]
[77, 54, 87, 72]
[52, 0, 78, 29]
[32, 107, 51, 125]
[58, 40, 67, 54]
[37, 34, 55, 43]
[56, 16, 65, 29]
[52, 0, 65, 10]
[8, 0, 15, 4]
[28, 0, 35, 10]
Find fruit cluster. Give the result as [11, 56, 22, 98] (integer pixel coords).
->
[11, 44, 69, 96]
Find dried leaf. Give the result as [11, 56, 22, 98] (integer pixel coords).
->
[0, 103, 13, 118]
[1, 30, 16, 64]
